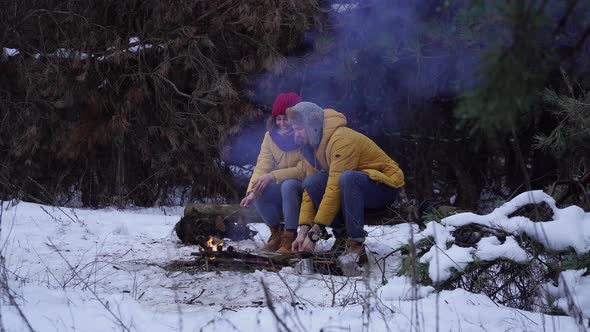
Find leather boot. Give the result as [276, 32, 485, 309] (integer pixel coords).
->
[328, 232, 348, 256]
[260, 226, 283, 252]
[275, 230, 297, 254]
[343, 239, 368, 266]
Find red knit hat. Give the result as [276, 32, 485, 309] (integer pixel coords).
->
[271, 92, 302, 118]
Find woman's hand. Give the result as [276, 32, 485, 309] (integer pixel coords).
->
[251, 174, 274, 194]
[240, 192, 256, 208]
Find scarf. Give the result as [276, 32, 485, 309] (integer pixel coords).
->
[269, 128, 299, 152]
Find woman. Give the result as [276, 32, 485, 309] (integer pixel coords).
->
[240, 92, 304, 254]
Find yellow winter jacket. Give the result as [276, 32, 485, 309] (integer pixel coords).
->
[246, 132, 303, 194]
[299, 109, 405, 226]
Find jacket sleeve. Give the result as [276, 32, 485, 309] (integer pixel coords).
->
[314, 135, 360, 226]
[298, 190, 316, 226]
[297, 159, 321, 226]
[271, 157, 306, 183]
[246, 133, 275, 194]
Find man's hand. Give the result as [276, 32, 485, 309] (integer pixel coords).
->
[299, 236, 316, 253]
[251, 174, 274, 194]
[292, 225, 310, 252]
[292, 225, 318, 253]
[240, 192, 256, 208]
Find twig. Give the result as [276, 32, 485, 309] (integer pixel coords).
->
[46, 237, 132, 332]
[218, 307, 238, 313]
[153, 73, 217, 105]
[275, 271, 312, 308]
[261, 279, 295, 332]
[187, 288, 206, 304]
[29, 177, 82, 225]
[319, 270, 350, 307]
[374, 247, 404, 285]
[0, 202, 36, 332]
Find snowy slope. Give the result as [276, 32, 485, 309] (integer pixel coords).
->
[1, 194, 587, 331]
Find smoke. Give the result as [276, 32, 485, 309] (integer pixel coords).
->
[229, 0, 590, 168]
[244, 1, 487, 135]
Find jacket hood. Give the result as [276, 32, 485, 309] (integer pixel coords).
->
[318, 109, 347, 148]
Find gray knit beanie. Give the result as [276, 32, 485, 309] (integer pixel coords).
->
[287, 102, 324, 148]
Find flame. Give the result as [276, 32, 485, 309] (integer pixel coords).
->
[206, 236, 224, 252]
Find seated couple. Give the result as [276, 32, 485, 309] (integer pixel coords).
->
[240, 93, 404, 265]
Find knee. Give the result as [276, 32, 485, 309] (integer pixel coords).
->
[281, 179, 301, 194]
[254, 184, 274, 202]
[339, 170, 358, 188]
[253, 199, 262, 210]
[302, 173, 325, 190]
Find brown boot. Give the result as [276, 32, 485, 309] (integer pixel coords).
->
[328, 232, 348, 256]
[343, 239, 368, 266]
[260, 226, 283, 252]
[275, 230, 297, 255]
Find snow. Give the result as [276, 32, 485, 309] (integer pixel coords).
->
[4, 37, 155, 63]
[420, 244, 474, 282]
[127, 37, 153, 53]
[51, 48, 91, 60]
[1, 194, 587, 331]
[541, 269, 590, 319]
[331, 3, 359, 13]
[475, 236, 529, 262]
[379, 276, 434, 301]
[420, 190, 590, 283]
[2, 48, 19, 57]
[450, 193, 457, 205]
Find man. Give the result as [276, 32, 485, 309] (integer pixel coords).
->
[287, 102, 404, 265]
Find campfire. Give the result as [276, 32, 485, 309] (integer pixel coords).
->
[169, 233, 343, 276]
[205, 236, 224, 252]
[166, 243, 344, 276]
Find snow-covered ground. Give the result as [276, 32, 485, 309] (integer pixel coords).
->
[2, 192, 588, 331]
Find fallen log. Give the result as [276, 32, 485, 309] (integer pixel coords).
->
[183, 204, 263, 223]
[183, 203, 436, 226]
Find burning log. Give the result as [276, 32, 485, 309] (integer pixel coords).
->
[193, 248, 293, 267]
[205, 236, 224, 252]
[175, 210, 257, 245]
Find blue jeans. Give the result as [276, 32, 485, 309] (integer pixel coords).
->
[303, 171, 399, 241]
[254, 179, 302, 231]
